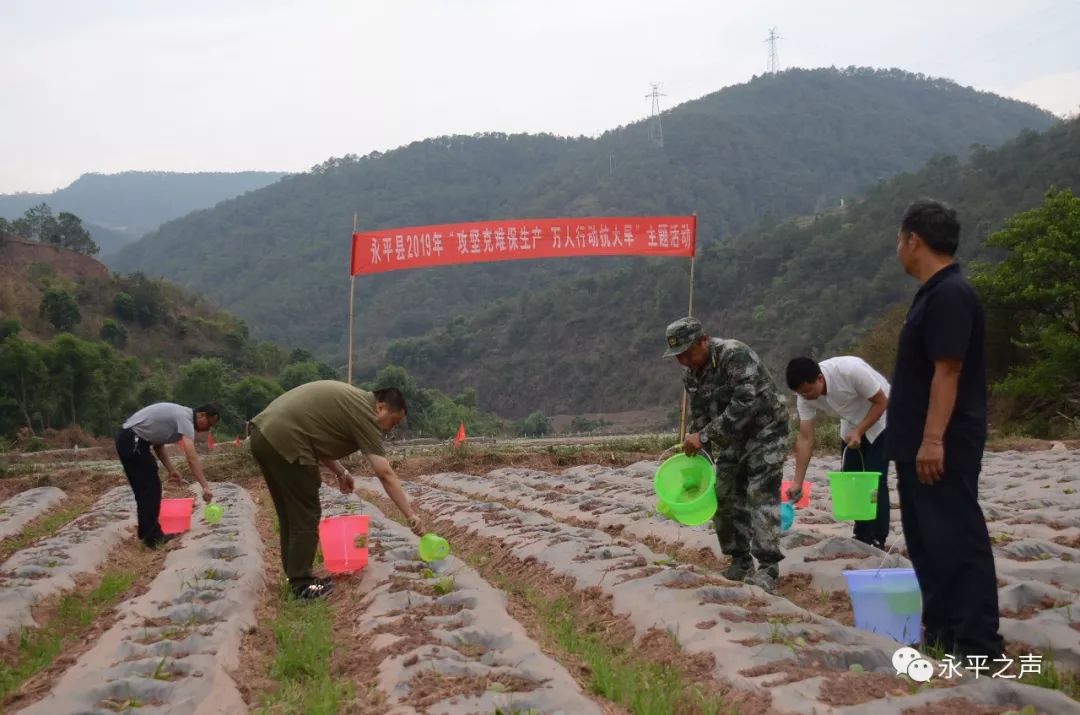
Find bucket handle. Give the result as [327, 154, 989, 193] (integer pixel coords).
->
[840, 445, 878, 506]
[657, 444, 716, 469]
[874, 534, 906, 576]
[840, 445, 867, 472]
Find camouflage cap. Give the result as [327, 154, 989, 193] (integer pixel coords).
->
[663, 317, 703, 357]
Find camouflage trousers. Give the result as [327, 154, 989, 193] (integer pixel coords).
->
[708, 421, 789, 570]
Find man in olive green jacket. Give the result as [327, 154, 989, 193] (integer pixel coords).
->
[251, 380, 424, 600]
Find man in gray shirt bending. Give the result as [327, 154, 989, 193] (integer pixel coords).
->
[116, 402, 219, 547]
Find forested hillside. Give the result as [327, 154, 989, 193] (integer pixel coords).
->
[0, 232, 501, 442]
[385, 119, 1080, 418]
[110, 68, 1055, 366]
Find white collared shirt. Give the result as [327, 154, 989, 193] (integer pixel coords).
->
[796, 356, 890, 443]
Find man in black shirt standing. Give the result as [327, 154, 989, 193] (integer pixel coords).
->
[888, 199, 1003, 659]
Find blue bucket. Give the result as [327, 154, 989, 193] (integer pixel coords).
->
[780, 502, 795, 532]
[842, 568, 922, 644]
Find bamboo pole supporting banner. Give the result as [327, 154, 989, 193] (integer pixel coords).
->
[347, 212, 358, 384]
[678, 254, 697, 443]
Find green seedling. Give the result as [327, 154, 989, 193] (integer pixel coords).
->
[152, 656, 171, 681]
[434, 576, 455, 595]
[160, 626, 190, 641]
[767, 619, 787, 644]
[101, 698, 143, 712]
[421, 568, 436, 579]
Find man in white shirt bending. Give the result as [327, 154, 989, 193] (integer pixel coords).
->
[785, 356, 891, 549]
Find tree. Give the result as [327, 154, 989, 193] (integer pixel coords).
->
[116, 274, 166, 327]
[137, 373, 173, 407]
[174, 358, 229, 408]
[8, 204, 99, 255]
[39, 288, 81, 332]
[12, 203, 56, 242]
[83, 342, 139, 434]
[237, 341, 288, 376]
[228, 376, 283, 421]
[43, 334, 100, 427]
[519, 411, 552, 436]
[972, 188, 1080, 432]
[279, 361, 322, 391]
[100, 319, 128, 348]
[54, 212, 99, 255]
[454, 388, 478, 409]
[113, 292, 137, 321]
[289, 348, 315, 363]
[0, 337, 49, 432]
[0, 318, 20, 340]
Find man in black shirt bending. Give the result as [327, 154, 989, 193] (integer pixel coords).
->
[888, 199, 1003, 660]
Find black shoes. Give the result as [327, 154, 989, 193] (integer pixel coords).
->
[291, 580, 334, 600]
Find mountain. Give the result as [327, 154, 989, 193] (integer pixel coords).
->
[109, 68, 1056, 402]
[0, 171, 289, 255]
[384, 119, 1080, 417]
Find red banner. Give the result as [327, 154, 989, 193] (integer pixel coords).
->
[350, 215, 696, 276]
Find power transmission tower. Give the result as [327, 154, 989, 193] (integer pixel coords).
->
[765, 27, 782, 74]
[645, 82, 666, 148]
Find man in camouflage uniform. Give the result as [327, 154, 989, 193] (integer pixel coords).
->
[665, 317, 790, 592]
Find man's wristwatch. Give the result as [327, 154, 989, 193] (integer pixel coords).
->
[699, 432, 709, 444]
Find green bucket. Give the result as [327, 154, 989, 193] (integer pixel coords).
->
[653, 454, 717, 526]
[827, 447, 880, 521]
[827, 471, 879, 521]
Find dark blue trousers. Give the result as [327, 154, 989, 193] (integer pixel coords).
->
[841, 428, 890, 545]
[115, 428, 166, 546]
[896, 458, 1003, 656]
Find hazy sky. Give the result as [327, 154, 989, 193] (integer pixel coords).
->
[2, 0, 1077, 194]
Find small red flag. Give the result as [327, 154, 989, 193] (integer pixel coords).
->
[453, 421, 467, 447]
[208, 432, 215, 450]
[234, 436, 241, 447]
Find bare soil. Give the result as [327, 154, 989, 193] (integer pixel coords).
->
[777, 574, 855, 626]
[362, 487, 776, 715]
[901, 697, 1012, 715]
[0, 532, 169, 711]
[0, 466, 121, 504]
[233, 481, 286, 710]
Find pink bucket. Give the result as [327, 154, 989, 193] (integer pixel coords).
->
[159, 498, 195, 534]
[319, 515, 370, 574]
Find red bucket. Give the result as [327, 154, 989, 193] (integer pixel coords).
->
[781, 481, 811, 509]
[159, 498, 195, 534]
[318, 515, 370, 574]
